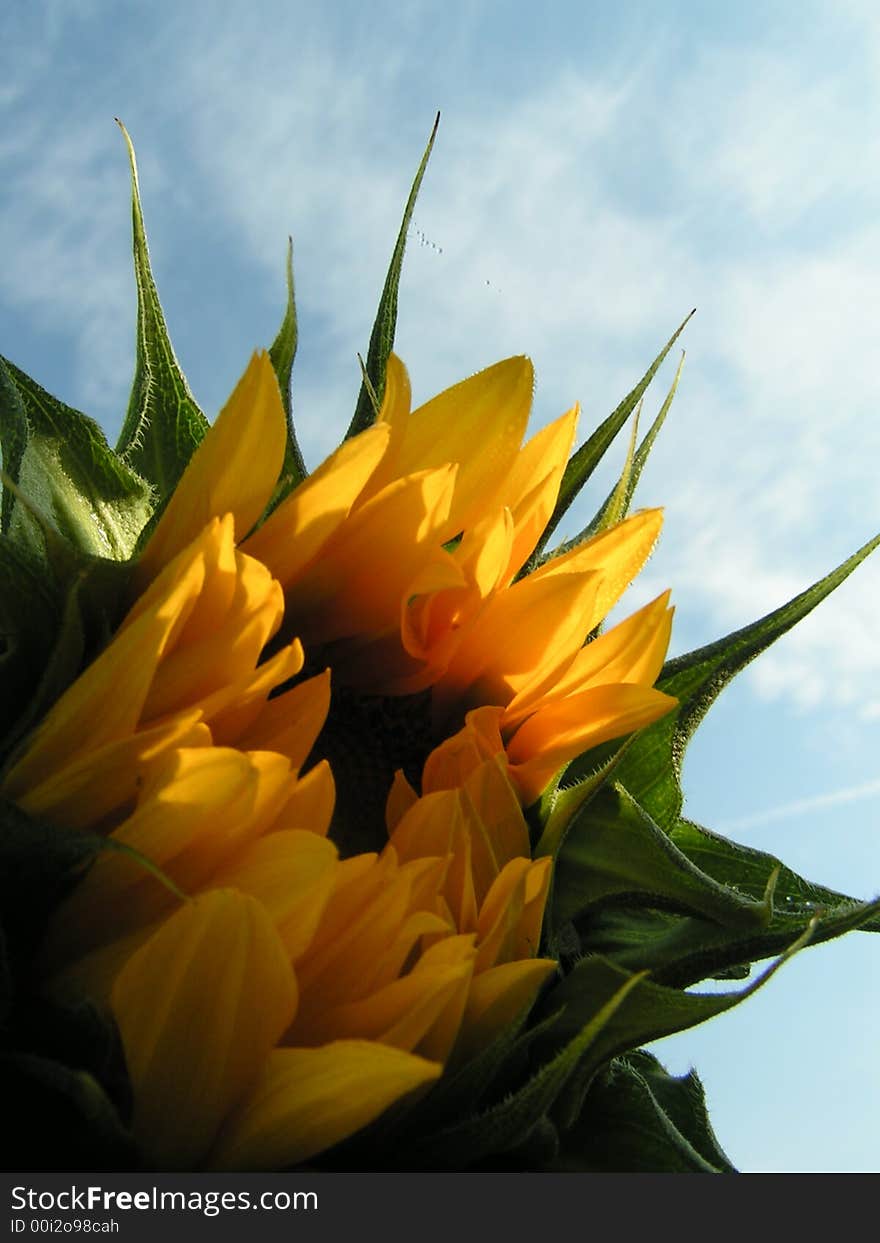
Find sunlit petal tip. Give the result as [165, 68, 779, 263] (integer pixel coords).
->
[243, 422, 392, 588]
[136, 352, 287, 588]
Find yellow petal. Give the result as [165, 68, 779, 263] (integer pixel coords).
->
[433, 569, 600, 724]
[507, 683, 678, 804]
[475, 857, 552, 972]
[236, 669, 331, 768]
[302, 950, 471, 1053]
[422, 706, 506, 792]
[286, 466, 457, 644]
[136, 352, 287, 588]
[530, 508, 664, 630]
[294, 853, 448, 1016]
[460, 753, 531, 881]
[3, 572, 196, 800]
[498, 404, 579, 582]
[385, 769, 419, 832]
[243, 423, 391, 588]
[8, 712, 210, 830]
[268, 758, 336, 838]
[456, 957, 557, 1063]
[213, 829, 338, 961]
[391, 356, 534, 540]
[535, 591, 673, 709]
[111, 889, 298, 1169]
[42, 745, 269, 962]
[389, 789, 478, 932]
[208, 1041, 442, 1171]
[358, 351, 413, 500]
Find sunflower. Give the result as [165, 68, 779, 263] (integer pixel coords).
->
[0, 345, 673, 1169]
[5, 124, 875, 1177]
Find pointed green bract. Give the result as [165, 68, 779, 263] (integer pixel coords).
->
[591, 397, 641, 536]
[346, 114, 440, 439]
[581, 350, 685, 543]
[408, 970, 646, 1169]
[539, 923, 816, 1130]
[527, 308, 695, 569]
[0, 356, 153, 561]
[574, 883, 880, 991]
[535, 737, 635, 861]
[669, 818, 880, 933]
[113, 122, 209, 499]
[267, 238, 307, 507]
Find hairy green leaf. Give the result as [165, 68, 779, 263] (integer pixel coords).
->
[552, 783, 770, 932]
[553, 1050, 736, 1173]
[574, 887, 880, 989]
[539, 926, 816, 1129]
[1, 356, 153, 560]
[407, 970, 645, 1169]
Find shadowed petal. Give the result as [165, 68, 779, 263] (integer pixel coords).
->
[208, 1042, 442, 1171]
[111, 889, 297, 1169]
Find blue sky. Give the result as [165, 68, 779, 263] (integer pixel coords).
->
[2, 0, 879, 1171]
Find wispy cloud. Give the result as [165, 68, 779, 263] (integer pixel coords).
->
[2, 0, 879, 721]
[718, 778, 880, 833]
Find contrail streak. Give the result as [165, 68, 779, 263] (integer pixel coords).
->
[718, 778, 880, 833]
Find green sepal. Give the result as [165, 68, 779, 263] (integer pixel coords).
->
[581, 350, 685, 542]
[552, 1050, 736, 1173]
[569, 528, 880, 833]
[0, 1053, 139, 1172]
[266, 237, 307, 508]
[527, 309, 694, 568]
[0, 553, 133, 771]
[588, 396, 641, 536]
[113, 121, 209, 501]
[574, 874, 880, 990]
[0, 537, 62, 744]
[538, 925, 815, 1130]
[0, 568, 83, 769]
[1, 355, 153, 561]
[551, 782, 771, 933]
[0, 797, 101, 964]
[404, 969, 645, 1169]
[670, 818, 880, 932]
[346, 114, 440, 440]
[535, 734, 634, 861]
[4, 994, 132, 1125]
[408, 1002, 564, 1140]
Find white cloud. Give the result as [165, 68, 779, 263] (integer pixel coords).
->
[2, 1, 879, 724]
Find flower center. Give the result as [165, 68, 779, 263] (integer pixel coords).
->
[309, 684, 435, 856]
